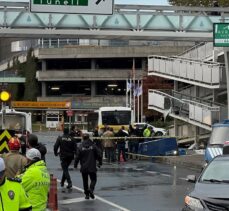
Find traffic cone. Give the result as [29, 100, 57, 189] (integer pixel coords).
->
[120, 151, 124, 162]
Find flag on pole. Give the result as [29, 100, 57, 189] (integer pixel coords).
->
[127, 81, 132, 92]
[134, 85, 143, 96]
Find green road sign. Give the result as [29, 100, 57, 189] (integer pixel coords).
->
[213, 23, 229, 47]
[30, 0, 114, 14]
[33, 0, 88, 6]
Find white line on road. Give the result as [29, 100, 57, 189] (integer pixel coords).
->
[59, 197, 86, 204]
[57, 179, 131, 211]
[160, 173, 171, 177]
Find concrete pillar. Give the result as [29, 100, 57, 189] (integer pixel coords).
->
[91, 81, 96, 97]
[194, 126, 200, 148]
[212, 89, 218, 102]
[41, 60, 47, 98]
[141, 59, 146, 71]
[41, 82, 46, 97]
[174, 81, 178, 91]
[194, 86, 199, 98]
[91, 59, 96, 70]
[174, 119, 179, 138]
[224, 49, 229, 118]
[42, 60, 46, 71]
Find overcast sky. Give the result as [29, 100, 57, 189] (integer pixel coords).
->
[0, 0, 170, 5]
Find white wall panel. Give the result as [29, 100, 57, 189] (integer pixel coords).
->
[173, 60, 180, 76]
[189, 104, 195, 119]
[187, 62, 195, 80]
[180, 61, 187, 78]
[212, 66, 220, 84]
[194, 63, 203, 82]
[160, 59, 166, 73]
[194, 105, 203, 122]
[202, 109, 212, 125]
[154, 58, 160, 72]
[202, 65, 211, 83]
[148, 92, 165, 109]
[148, 58, 153, 72]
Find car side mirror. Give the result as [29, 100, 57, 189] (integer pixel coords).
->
[186, 175, 196, 183]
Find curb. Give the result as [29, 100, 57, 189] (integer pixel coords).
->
[152, 155, 204, 171]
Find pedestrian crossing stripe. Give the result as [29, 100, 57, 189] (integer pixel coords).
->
[0, 130, 12, 153]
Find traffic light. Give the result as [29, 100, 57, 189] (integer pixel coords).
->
[0, 91, 11, 102]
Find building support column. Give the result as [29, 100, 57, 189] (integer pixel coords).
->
[173, 81, 179, 137]
[224, 49, 229, 118]
[91, 81, 96, 97]
[194, 126, 200, 148]
[91, 59, 96, 70]
[41, 60, 47, 98]
[174, 119, 179, 138]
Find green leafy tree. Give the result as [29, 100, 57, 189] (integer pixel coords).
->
[23, 48, 39, 101]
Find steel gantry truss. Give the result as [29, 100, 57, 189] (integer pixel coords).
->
[0, 2, 229, 40]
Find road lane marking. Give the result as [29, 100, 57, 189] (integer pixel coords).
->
[59, 197, 86, 204]
[160, 173, 171, 177]
[57, 179, 131, 211]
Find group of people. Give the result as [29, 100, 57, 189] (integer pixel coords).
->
[0, 133, 49, 211]
[93, 124, 153, 164]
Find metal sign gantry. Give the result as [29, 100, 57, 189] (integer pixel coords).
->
[0, 2, 229, 40]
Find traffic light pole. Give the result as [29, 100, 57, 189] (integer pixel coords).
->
[1, 102, 5, 129]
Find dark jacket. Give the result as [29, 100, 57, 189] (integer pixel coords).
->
[69, 130, 82, 143]
[74, 139, 102, 173]
[115, 129, 128, 145]
[35, 143, 47, 162]
[54, 135, 76, 159]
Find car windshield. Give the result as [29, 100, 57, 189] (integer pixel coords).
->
[209, 126, 229, 145]
[200, 159, 229, 183]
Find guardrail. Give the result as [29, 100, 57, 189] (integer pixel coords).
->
[148, 55, 225, 88]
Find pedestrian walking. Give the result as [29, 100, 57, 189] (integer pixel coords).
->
[54, 127, 76, 189]
[0, 157, 32, 211]
[74, 133, 102, 199]
[28, 134, 47, 162]
[115, 126, 128, 162]
[18, 148, 50, 211]
[1, 137, 27, 178]
[93, 126, 103, 152]
[69, 125, 82, 144]
[102, 127, 115, 163]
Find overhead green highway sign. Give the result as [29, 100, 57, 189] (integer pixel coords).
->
[213, 23, 229, 47]
[30, 0, 114, 14]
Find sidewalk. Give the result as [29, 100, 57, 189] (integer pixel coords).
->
[154, 154, 205, 170]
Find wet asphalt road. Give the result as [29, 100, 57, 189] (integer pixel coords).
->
[36, 131, 200, 211]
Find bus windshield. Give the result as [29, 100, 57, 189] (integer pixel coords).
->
[101, 111, 131, 125]
[209, 126, 229, 145]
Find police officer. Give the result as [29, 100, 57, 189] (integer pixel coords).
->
[18, 148, 50, 211]
[74, 133, 102, 199]
[54, 127, 76, 189]
[0, 157, 32, 211]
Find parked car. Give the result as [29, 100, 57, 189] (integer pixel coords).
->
[133, 122, 167, 136]
[183, 155, 229, 211]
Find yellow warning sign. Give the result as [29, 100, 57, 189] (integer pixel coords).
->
[0, 130, 12, 153]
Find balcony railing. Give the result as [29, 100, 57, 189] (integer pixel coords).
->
[148, 89, 227, 129]
[148, 55, 225, 88]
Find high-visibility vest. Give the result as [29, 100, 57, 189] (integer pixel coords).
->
[0, 178, 32, 211]
[20, 160, 50, 211]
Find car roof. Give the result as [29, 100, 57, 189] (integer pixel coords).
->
[212, 155, 229, 162]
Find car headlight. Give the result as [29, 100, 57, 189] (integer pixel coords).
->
[185, 196, 203, 210]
